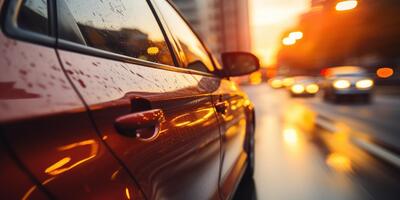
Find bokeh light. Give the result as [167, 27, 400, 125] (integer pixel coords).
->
[283, 128, 299, 145]
[326, 153, 352, 172]
[289, 31, 303, 40]
[306, 84, 319, 94]
[283, 37, 296, 46]
[376, 67, 394, 78]
[335, 0, 358, 11]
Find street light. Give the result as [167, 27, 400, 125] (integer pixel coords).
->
[283, 31, 303, 46]
[289, 31, 303, 40]
[282, 37, 296, 46]
[336, 0, 358, 11]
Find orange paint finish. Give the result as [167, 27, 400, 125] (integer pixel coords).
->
[1, 0, 257, 198]
[58, 49, 222, 199]
[0, 32, 144, 199]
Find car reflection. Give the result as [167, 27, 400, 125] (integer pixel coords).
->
[0, 82, 40, 99]
[44, 139, 98, 175]
[170, 108, 215, 127]
[283, 100, 378, 176]
[125, 187, 131, 200]
[225, 119, 246, 140]
[283, 128, 299, 146]
[326, 153, 352, 173]
[22, 177, 56, 200]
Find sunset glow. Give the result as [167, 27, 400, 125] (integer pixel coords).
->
[252, 0, 308, 66]
[336, 0, 358, 11]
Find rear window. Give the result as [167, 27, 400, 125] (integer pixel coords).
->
[17, 0, 49, 35]
[60, 0, 174, 66]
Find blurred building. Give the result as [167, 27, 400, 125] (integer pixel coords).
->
[171, 0, 251, 56]
[310, 0, 331, 7]
[277, 0, 400, 81]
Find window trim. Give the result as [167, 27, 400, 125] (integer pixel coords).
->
[1, 0, 215, 77]
[58, 38, 214, 76]
[145, 0, 180, 68]
[2, 0, 56, 46]
[151, 0, 220, 77]
[55, 0, 213, 76]
[147, 0, 185, 68]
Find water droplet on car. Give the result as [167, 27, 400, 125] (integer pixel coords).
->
[78, 79, 86, 88]
[19, 69, 28, 75]
[65, 61, 72, 66]
[37, 83, 46, 89]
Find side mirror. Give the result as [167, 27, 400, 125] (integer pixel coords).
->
[219, 52, 260, 78]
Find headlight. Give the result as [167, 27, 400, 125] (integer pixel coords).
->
[333, 80, 351, 89]
[356, 79, 373, 89]
[306, 84, 319, 94]
[270, 79, 283, 88]
[283, 78, 294, 87]
[291, 84, 305, 94]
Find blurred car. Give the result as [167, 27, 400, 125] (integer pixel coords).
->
[268, 76, 285, 89]
[0, 0, 259, 199]
[321, 66, 374, 102]
[288, 76, 320, 97]
[282, 77, 295, 88]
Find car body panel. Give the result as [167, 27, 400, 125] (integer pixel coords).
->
[0, 143, 48, 200]
[57, 49, 221, 199]
[0, 35, 82, 123]
[0, 0, 256, 198]
[0, 32, 144, 199]
[193, 75, 250, 199]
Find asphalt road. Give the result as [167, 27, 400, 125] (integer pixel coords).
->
[234, 84, 400, 200]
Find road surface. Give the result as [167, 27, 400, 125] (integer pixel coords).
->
[234, 84, 400, 200]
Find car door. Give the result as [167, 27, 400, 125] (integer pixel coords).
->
[153, 1, 251, 198]
[55, 0, 221, 199]
[0, 0, 144, 199]
[208, 79, 250, 199]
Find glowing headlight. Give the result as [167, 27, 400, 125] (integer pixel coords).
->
[291, 84, 305, 94]
[306, 84, 319, 94]
[356, 79, 374, 89]
[333, 80, 351, 89]
[283, 78, 294, 87]
[270, 79, 283, 88]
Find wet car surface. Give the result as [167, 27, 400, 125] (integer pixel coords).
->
[0, 0, 258, 199]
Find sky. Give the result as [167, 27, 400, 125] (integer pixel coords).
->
[251, 0, 309, 66]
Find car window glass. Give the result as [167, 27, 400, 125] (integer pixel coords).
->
[155, 0, 214, 73]
[62, 0, 174, 66]
[17, 0, 49, 35]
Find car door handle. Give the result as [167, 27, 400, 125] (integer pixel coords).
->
[215, 102, 228, 114]
[114, 109, 165, 140]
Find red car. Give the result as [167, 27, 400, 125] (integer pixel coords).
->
[0, 0, 258, 199]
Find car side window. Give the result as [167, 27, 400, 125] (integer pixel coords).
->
[154, 0, 215, 73]
[17, 0, 49, 35]
[61, 0, 174, 66]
